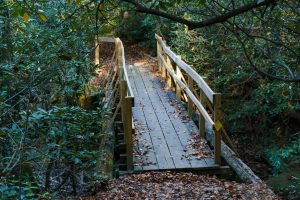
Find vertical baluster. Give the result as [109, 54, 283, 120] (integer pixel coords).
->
[157, 41, 162, 71]
[175, 57, 182, 102]
[95, 37, 100, 66]
[199, 87, 206, 138]
[187, 75, 193, 117]
[166, 56, 173, 88]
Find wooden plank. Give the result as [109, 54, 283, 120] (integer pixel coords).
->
[148, 130, 176, 169]
[99, 36, 115, 43]
[137, 66, 192, 169]
[155, 34, 214, 102]
[129, 65, 175, 169]
[127, 62, 216, 170]
[147, 71, 210, 169]
[134, 65, 190, 168]
[137, 66, 212, 169]
[127, 65, 158, 171]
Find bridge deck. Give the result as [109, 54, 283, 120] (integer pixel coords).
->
[127, 63, 218, 172]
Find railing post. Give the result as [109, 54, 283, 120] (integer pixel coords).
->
[120, 80, 126, 123]
[124, 96, 133, 171]
[213, 93, 222, 165]
[120, 80, 133, 171]
[199, 89, 206, 138]
[175, 57, 182, 102]
[162, 52, 167, 80]
[187, 75, 193, 117]
[157, 41, 162, 71]
[95, 37, 100, 66]
[166, 56, 173, 88]
[161, 42, 168, 80]
[115, 40, 122, 71]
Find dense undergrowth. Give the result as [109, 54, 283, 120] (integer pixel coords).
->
[0, 1, 113, 198]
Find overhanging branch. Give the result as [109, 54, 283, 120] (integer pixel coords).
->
[121, 0, 277, 30]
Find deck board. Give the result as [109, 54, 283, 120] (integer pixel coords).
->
[127, 64, 217, 171]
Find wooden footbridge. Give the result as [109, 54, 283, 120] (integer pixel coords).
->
[98, 35, 230, 174]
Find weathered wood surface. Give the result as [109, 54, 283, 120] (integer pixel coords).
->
[127, 64, 218, 171]
[155, 34, 215, 102]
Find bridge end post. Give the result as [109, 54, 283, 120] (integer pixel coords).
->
[120, 80, 134, 171]
[213, 93, 222, 165]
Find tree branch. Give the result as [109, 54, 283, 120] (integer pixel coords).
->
[121, 0, 277, 30]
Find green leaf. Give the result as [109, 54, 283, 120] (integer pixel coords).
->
[24, 12, 29, 24]
[257, 0, 264, 4]
[38, 13, 47, 22]
[74, 157, 82, 164]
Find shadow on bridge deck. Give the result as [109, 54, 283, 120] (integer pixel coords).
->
[127, 64, 227, 174]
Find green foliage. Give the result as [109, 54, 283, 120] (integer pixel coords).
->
[117, 12, 175, 54]
[265, 138, 300, 174]
[161, 1, 300, 192]
[1, 0, 109, 198]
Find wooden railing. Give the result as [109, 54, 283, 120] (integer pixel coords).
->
[97, 37, 134, 171]
[156, 34, 222, 165]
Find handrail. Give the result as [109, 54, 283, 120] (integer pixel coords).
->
[158, 54, 214, 126]
[155, 34, 222, 165]
[98, 36, 134, 171]
[155, 34, 216, 103]
[115, 38, 134, 99]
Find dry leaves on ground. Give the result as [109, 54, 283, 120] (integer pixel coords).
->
[82, 171, 277, 200]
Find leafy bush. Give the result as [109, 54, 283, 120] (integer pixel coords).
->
[1, 106, 105, 198]
[164, 1, 300, 186]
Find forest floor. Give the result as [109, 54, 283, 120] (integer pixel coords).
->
[82, 171, 276, 200]
[79, 41, 279, 199]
